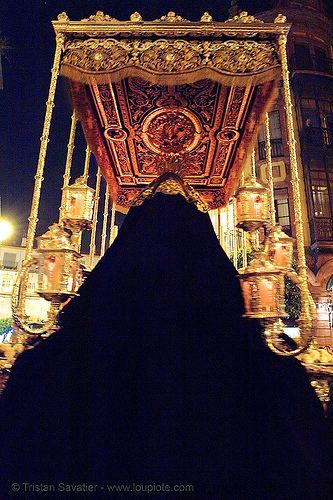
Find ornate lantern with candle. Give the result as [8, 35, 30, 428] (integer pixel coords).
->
[239, 252, 286, 320]
[265, 225, 294, 270]
[61, 176, 95, 232]
[234, 177, 269, 232]
[36, 223, 82, 302]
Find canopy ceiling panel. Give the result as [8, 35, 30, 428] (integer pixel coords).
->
[53, 11, 290, 208]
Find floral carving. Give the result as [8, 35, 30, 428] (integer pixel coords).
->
[135, 143, 157, 175]
[157, 12, 187, 22]
[139, 40, 201, 73]
[226, 11, 263, 23]
[130, 12, 142, 22]
[225, 87, 245, 128]
[81, 11, 119, 22]
[57, 12, 69, 22]
[145, 111, 195, 153]
[113, 142, 131, 174]
[200, 12, 213, 22]
[176, 80, 218, 125]
[211, 41, 277, 74]
[97, 84, 118, 125]
[126, 78, 165, 124]
[63, 39, 130, 72]
[62, 38, 278, 76]
[214, 144, 230, 176]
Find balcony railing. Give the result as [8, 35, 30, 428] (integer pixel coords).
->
[258, 138, 284, 161]
[290, 53, 333, 76]
[300, 126, 333, 148]
[309, 217, 333, 244]
[0, 262, 18, 270]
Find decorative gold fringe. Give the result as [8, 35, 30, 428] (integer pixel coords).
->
[61, 63, 281, 88]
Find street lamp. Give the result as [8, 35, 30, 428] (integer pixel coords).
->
[0, 219, 12, 243]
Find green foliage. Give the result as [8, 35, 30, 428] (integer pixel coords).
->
[285, 276, 301, 321]
[0, 317, 12, 335]
[229, 248, 254, 269]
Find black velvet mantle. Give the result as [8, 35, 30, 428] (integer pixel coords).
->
[0, 193, 332, 499]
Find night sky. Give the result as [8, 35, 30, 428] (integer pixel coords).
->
[0, 0, 332, 247]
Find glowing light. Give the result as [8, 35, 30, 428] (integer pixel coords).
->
[0, 220, 12, 243]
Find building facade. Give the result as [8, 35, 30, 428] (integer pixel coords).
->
[0, 242, 102, 323]
[255, 0, 333, 345]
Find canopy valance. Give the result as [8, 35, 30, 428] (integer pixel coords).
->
[53, 11, 290, 208]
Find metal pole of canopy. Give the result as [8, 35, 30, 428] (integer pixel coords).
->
[25, 33, 65, 262]
[59, 112, 77, 222]
[109, 200, 116, 247]
[226, 200, 230, 259]
[89, 168, 101, 269]
[233, 198, 238, 268]
[12, 34, 65, 330]
[278, 34, 307, 276]
[101, 183, 109, 257]
[264, 112, 276, 226]
[82, 145, 91, 183]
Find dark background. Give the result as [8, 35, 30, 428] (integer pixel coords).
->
[0, 0, 332, 248]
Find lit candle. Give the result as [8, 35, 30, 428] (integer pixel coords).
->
[273, 243, 288, 268]
[258, 278, 277, 313]
[248, 193, 262, 219]
[44, 255, 61, 290]
[67, 261, 78, 292]
[70, 193, 85, 217]
[241, 280, 252, 313]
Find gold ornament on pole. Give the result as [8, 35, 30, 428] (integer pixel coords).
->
[240, 252, 286, 320]
[265, 226, 293, 270]
[89, 168, 102, 269]
[101, 183, 110, 258]
[36, 223, 81, 303]
[235, 177, 269, 233]
[59, 112, 77, 222]
[60, 176, 95, 249]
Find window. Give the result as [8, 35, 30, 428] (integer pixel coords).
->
[2, 277, 12, 289]
[2, 252, 16, 269]
[314, 47, 328, 73]
[258, 111, 283, 160]
[272, 164, 281, 178]
[274, 188, 291, 235]
[318, 100, 333, 146]
[300, 98, 333, 146]
[311, 171, 331, 217]
[294, 43, 311, 70]
[300, 98, 320, 128]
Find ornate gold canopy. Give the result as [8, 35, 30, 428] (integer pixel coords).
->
[53, 11, 290, 208]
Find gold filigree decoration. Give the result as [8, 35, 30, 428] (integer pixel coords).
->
[226, 11, 263, 23]
[62, 39, 278, 76]
[200, 12, 213, 22]
[157, 12, 187, 22]
[147, 113, 194, 152]
[274, 14, 287, 23]
[57, 12, 69, 22]
[81, 11, 119, 22]
[63, 39, 130, 72]
[143, 111, 198, 154]
[131, 172, 209, 213]
[139, 40, 201, 73]
[211, 41, 277, 74]
[37, 223, 76, 251]
[130, 12, 142, 22]
[153, 152, 194, 177]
